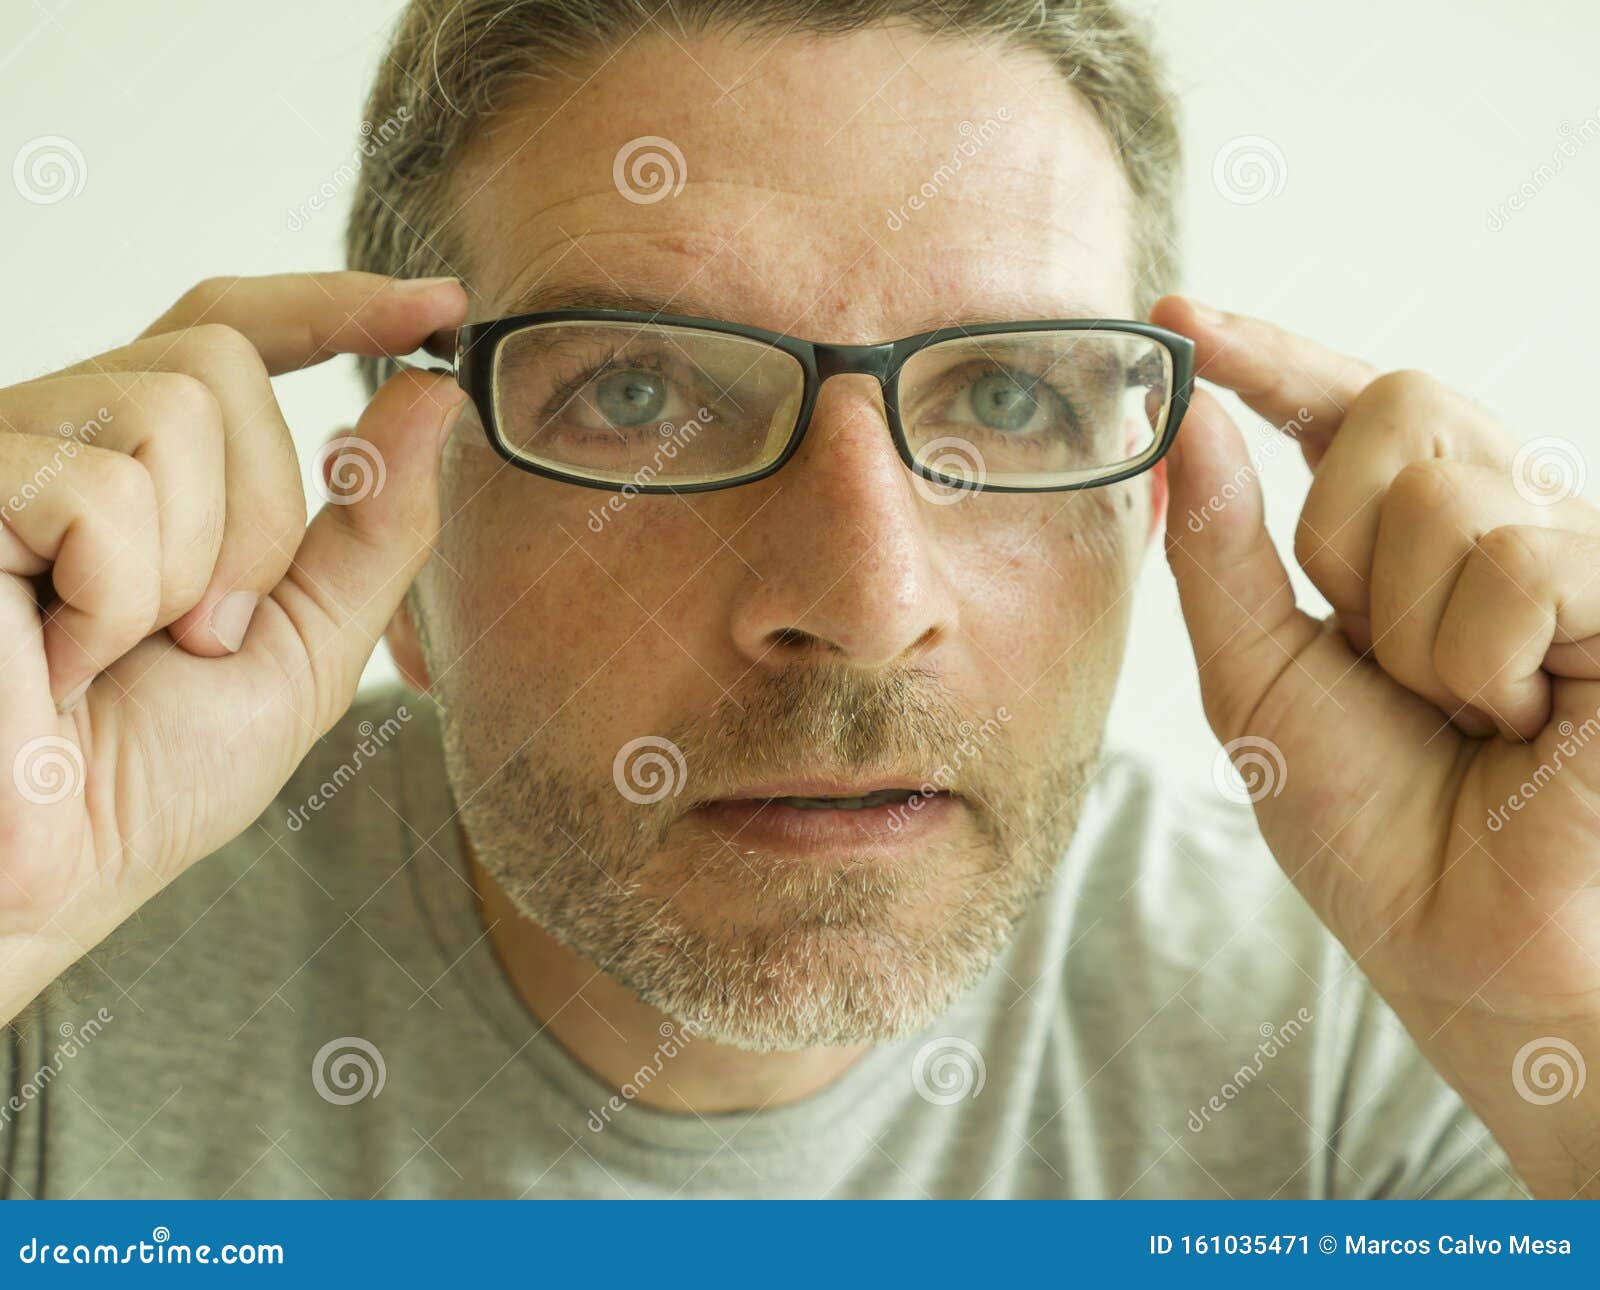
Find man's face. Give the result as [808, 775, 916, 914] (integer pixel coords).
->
[414, 23, 1158, 1050]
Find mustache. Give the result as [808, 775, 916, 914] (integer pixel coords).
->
[661, 663, 1013, 805]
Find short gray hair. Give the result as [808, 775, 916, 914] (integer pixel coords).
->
[346, 0, 1182, 395]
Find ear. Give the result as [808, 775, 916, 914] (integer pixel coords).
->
[385, 594, 432, 693]
[1146, 458, 1169, 549]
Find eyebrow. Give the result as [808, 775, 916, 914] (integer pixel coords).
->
[497, 283, 1124, 339]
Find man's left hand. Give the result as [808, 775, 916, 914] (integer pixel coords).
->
[1155, 295, 1600, 1199]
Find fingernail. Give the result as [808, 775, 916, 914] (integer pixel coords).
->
[57, 679, 90, 715]
[1187, 298, 1227, 326]
[395, 276, 459, 294]
[210, 590, 259, 653]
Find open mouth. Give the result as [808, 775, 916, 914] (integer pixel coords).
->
[764, 788, 917, 811]
[687, 781, 959, 855]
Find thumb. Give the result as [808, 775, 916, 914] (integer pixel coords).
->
[246, 368, 467, 732]
[1164, 386, 1318, 739]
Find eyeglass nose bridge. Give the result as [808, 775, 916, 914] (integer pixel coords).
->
[812, 341, 896, 384]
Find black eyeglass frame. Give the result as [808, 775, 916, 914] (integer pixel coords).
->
[451, 309, 1195, 495]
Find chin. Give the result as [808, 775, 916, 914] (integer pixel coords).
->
[599, 841, 1036, 1053]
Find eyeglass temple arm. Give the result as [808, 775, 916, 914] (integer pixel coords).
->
[388, 326, 461, 379]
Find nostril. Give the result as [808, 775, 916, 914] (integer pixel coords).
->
[769, 627, 833, 654]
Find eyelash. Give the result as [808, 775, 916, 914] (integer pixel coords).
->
[926, 362, 1084, 435]
[543, 348, 674, 420]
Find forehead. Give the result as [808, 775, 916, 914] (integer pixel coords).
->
[447, 23, 1136, 341]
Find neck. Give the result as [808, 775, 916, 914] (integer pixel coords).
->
[465, 836, 868, 1114]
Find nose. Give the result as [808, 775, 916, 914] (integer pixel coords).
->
[728, 373, 960, 671]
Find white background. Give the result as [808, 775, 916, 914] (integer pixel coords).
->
[5, 1, 1598, 790]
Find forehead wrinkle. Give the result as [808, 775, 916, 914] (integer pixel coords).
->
[492, 265, 1119, 339]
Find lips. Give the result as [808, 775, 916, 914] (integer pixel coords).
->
[687, 778, 959, 855]
[768, 788, 914, 811]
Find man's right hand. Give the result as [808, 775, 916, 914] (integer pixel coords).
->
[0, 272, 469, 1024]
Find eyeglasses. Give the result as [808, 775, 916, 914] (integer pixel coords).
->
[448, 309, 1194, 495]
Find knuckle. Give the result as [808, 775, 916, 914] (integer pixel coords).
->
[1433, 619, 1485, 698]
[137, 370, 224, 433]
[91, 449, 157, 520]
[176, 276, 239, 319]
[1384, 459, 1461, 519]
[1291, 508, 1358, 600]
[173, 322, 267, 381]
[1353, 368, 1444, 417]
[1475, 523, 1545, 580]
[252, 488, 309, 550]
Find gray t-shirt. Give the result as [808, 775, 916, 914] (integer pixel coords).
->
[1, 688, 1522, 1199]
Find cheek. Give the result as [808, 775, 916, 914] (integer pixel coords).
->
[431, 451, 737, 736]
[947, 484, 1144, 689]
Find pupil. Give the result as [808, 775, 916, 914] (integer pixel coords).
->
[595, 370, 665, 426]
[971, 372, 1037, 431]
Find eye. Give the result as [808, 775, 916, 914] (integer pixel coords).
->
[590, 369, 667, 427]
[967, 370, 1041, 433]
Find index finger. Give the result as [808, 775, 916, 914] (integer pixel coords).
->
[1150, 295, 1376, 457]
[138, 271, 468, 375]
